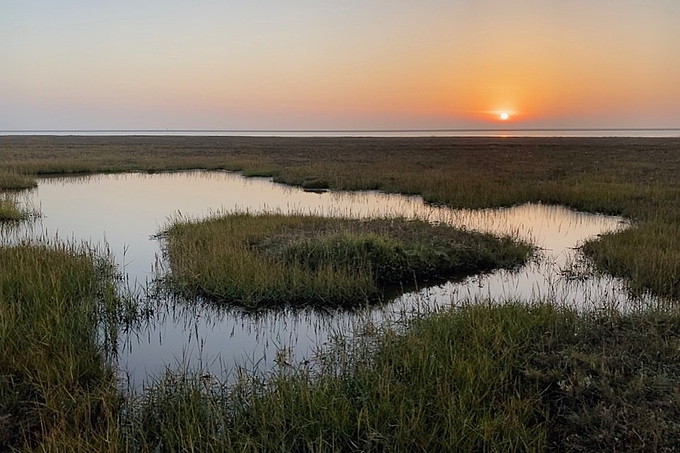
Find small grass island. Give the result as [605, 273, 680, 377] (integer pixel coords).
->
[163, 213, 533, 308]
[0, 197, 30, 222]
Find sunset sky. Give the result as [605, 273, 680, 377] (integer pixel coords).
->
[2, 1, 679, 131]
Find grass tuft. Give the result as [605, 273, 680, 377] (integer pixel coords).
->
[0, 194, 36, 222]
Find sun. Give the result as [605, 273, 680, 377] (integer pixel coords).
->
[500, 112, 509, 121]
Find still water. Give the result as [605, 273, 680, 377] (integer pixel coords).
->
[4, 171, 645, 387]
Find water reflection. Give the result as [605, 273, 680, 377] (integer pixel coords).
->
[2, 171, 645, 387]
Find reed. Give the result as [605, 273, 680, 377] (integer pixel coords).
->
[162, 213, 532, 308]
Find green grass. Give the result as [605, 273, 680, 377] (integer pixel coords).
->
[119, 303, 680, 452]
[0, 243, 122, 452]
[162, 213, 532, 308]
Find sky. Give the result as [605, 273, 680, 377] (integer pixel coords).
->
[2, 1, 680, 131]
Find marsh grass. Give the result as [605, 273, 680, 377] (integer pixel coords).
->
[0, 242, 122, 451]
[162, 213, 532, 308]
[0, 170, 37, 191]
[1, 136, 680, 449]
[582, 219, 680, 298]
[2, 135, 680, 296]
[0, 197, 25, 222]
[120, 303, 680, 452]
[0, 193, 37, 223]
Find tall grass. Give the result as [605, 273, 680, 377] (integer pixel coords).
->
[0, 170, 37, 191]
[0, 193, 36, 222]
[121, 303, 552, 452]
[120, 303, 680, 452]
[163, 213, 532, 308]
[582, 219, 680, 298]
[0, 243, 121, 451]
[0, 197, 24, 222]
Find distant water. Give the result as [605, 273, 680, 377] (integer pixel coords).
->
[2, 128, 680, 137]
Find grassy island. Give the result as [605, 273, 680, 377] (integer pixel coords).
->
[0, 197, 25, 222]
[163, 213, 532, 308]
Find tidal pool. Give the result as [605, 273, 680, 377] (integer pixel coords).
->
[4, 171, 642, 387]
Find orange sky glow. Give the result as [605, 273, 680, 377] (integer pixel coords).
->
[2, 1, 679, 130]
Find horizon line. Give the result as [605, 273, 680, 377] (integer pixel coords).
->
[2, 127, 680, 134]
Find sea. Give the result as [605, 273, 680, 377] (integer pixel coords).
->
[2, 128, 680, 137]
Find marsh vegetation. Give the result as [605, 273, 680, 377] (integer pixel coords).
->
[2, 135, 680, 297]
[0, 170, 37, 192]
[0, 243, 121, 451]
[120, 303, 680, 452]
[163, 213, 532, 308]
[1, 136, 680, 451]
[0, 197, 25, 222]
